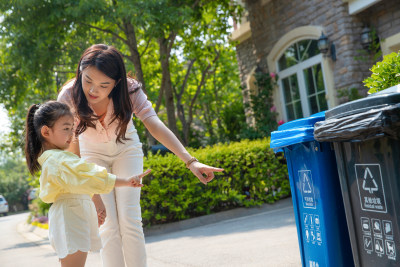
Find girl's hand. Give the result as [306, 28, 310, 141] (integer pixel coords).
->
[92, 194, 106, 227]
[188, 161, 224, 185]
[115, 169, 152, 187]
[97, 209, 106, 227]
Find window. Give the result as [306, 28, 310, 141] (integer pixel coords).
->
[277, 39, 328, 121]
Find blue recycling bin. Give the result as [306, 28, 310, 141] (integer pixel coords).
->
[270, 112, 354, 267]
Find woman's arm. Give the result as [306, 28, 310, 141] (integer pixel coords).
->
[143, 116, 223, 184]
[143, 116, 191, 162]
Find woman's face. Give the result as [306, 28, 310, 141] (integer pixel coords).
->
[81, 66, 117, 106]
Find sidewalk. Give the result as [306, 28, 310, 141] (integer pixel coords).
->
[18, 197, 301, 266]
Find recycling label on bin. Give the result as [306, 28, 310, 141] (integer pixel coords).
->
[299, 170, 316, 209]
[360, 216, 397, 260]
[355, 164, 387, 213]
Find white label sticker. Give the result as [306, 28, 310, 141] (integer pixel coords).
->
[299, 170, 316, 209]
[355, 164, 387, 213]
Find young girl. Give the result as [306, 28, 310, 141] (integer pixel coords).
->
[24, 101, 151, 267]
[58, 44, 223, 267]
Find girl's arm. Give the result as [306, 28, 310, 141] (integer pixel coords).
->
[115, 169, 151, 187]
[142, 116, 223, 184]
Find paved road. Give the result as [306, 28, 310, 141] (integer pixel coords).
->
[0, 198, 301, 267]
[0, 213, 102, 267]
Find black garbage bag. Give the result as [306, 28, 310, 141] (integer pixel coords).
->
[314, 95, 400, 142]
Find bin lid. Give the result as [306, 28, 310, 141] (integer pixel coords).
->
[325, 92, 400, 119]
[314, 93, 400, 142]
[368, 84, 400, 96]
[270, 112, 325, 150]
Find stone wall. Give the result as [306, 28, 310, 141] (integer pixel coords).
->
[235, 0, 400, 114]
[235, 38, 258, 124]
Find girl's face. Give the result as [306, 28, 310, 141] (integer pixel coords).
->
[81, 66, 117, 107]
[44, 115, 74, 150]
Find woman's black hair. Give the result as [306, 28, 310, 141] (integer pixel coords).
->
[71, 44, 134, 143]
[24, 101, 72, 174]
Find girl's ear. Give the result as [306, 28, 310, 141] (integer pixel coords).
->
[41, 125, 50, 139]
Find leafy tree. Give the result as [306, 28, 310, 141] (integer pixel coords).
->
[0, 157, 31, 211]
[0, 0, 243, 150]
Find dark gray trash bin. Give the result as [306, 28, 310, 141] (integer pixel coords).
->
[314, 92, 400, 267]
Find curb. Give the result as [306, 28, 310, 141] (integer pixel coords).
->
[17, 221, 52, 250]
[143, 197, 292, 236]
[18, 197, 292, 240]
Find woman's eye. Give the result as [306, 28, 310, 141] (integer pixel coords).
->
[101, 86, 108, 89]
[85, 80, 91, 84]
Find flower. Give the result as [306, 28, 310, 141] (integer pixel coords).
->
[278, 120, 285, 126]
[269, 72, 276, 79]
[38, 216, 48, 224]
[270, 105, 277, 112]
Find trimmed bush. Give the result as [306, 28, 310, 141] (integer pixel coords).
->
[141, 138, 289, 226]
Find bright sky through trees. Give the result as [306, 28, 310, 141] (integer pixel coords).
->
[0, 105, 10, 135]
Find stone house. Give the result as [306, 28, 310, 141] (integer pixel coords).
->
[231, 0, 400, 123]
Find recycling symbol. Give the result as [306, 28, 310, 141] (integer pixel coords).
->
[303, 173, 312, 193]
[355, 164, 387, 213]
[362, 167, 378, 194]
[299, 170, 316, 209]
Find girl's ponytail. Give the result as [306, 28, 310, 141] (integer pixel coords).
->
[25, 104, 42, 174]
[24, 101, 72, 175]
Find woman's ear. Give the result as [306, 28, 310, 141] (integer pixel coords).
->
[40, 125, 50, 139]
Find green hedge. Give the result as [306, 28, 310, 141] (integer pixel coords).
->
[141, 138, 289, 226]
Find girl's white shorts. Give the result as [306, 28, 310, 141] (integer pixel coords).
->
[48, 194, 102, 259]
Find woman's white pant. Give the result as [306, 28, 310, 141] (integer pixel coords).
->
[80, 130, 147, 267]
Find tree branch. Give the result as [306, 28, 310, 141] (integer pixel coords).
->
[139, 36, 153, 57]
[78, 22, 128, 45]
[167, 32, 177, 57]
[188, 50, 220, 123]
[191, 0, 201, 9]
[179, 58, 196, 97]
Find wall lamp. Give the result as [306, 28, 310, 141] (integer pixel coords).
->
[317, 32, 336, 61]
[361, 26, 373, 50]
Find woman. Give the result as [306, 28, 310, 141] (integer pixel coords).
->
[58, 44, 223, 267]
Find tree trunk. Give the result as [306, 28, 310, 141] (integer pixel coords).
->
[212, 69, 224, 138]
[175, 59, 196, 146]
[123, 19, 157, 145]
[123, 20, 148, 95]
[158, 35, 181, 141]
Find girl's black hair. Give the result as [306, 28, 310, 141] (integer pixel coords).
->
[24, 101, 72, 175]
[71, 44, 134, 143]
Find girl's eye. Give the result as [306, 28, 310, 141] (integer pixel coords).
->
[85, 80, 91, 84]
[101, 86, 108, 89]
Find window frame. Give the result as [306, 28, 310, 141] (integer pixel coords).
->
[277, 53, 329, 121]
